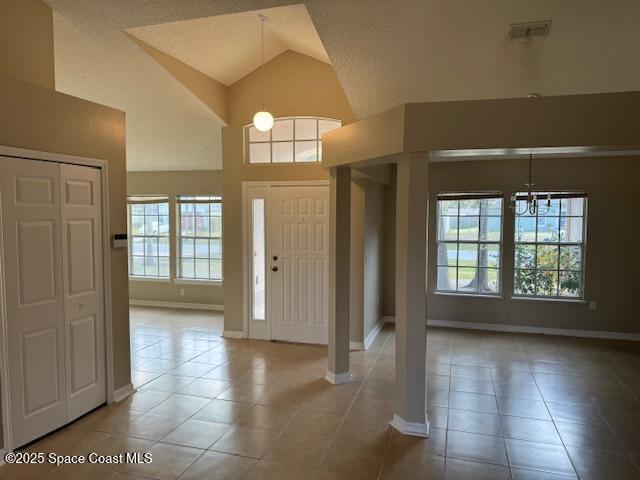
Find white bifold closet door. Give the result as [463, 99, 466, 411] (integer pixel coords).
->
[0, 157, 105, 448]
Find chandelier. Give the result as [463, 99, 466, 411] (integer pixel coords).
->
[510, 153, 551, 216]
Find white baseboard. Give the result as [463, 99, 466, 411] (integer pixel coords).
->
[129, 299, 223, 311]
[0, 449, 6, 466]
[364, 318, 385, 350]
[349, 317, 387, 351]
[427, 319, 640, 341]
[113, 383, 136, 402]
[390, 414, 430, 437]
[325, 371, 352, 385]
[383, 315, 395, 324]
[223, 330, 245, 339]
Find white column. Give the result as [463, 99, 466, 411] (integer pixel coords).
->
[390, 153, 429, 436]
[326, 166, 352, 384]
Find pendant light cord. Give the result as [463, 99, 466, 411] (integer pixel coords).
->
[259, 14, 267, 111]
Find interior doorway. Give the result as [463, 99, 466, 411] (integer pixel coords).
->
[243, 181, 330, 345]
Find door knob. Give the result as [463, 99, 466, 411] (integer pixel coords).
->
[272, 255, 278, 261]
[272, 266, 278, 272]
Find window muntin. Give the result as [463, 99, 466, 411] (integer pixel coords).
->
[513, 193, 586, 299]
[245, 116, 341, 164]
[436, 194, 503, 295]
[177, 195, 222, 281]
[128, 195, 170, 278]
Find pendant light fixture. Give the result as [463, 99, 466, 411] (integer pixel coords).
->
[510, 153, 551, 216]
[253, 14, 274, 132]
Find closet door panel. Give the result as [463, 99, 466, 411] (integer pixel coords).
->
[0, 156, 67, 448]
[60, 163, 106, 421]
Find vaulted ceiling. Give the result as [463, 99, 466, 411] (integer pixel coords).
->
[45, 0, 640, 171]
[128, 4, 329, 87]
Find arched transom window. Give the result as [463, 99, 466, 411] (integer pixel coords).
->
[245, 116, 341, 164]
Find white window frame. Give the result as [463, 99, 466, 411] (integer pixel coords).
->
[512, 192, 587, 300]
[435, 192, 504, 296]
[127, 195, 170, 279]
[176, 195, 223, 282]
[244, 116, 341, 164]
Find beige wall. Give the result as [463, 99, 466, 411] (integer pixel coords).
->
[127, 171, 224, 306]
[0, 77, 129, 445]
[349, 180, 366, 342]
[382, 166, 397, 317]
[363, 181, 385, 339]
[222, 50, 356, 334]
[425, 156, 640, 334]
[0, 1, 129, 447]
[0, 0, 54, 90]
[383, 156, 640, 334]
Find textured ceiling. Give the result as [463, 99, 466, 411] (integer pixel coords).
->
[46, 0, 640, 170]
[51, 11, 224, 171]
[305, 0, 640, 118]
[128, 5, 329, 86]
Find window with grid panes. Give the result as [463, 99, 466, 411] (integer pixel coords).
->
[127, 195, 170, 278]
[513, 193, 586, 298]
[178, 195, 223, 281]
[245, 116, 341, 164]
[436, 193, 503, 295]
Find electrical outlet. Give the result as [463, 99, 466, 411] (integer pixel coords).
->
[180, 288, 185, 297]
[589, 300, 596, 311]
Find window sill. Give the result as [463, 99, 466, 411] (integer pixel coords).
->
[129, 276, 170, 283]
[174, 278, 223, 286]
[511, 296, 586, 304]
[434, 291, 503, 300]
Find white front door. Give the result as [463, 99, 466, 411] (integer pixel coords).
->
[269, 185, 329, 344]
[0, 157, 68, 447]
[60, 163, 106, 422]
[0, 157, 106, 448]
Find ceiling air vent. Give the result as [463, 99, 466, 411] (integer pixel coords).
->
[509, 20, 551, 39]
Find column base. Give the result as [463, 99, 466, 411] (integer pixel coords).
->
[390, 414, 430, 437]
[324, 371, 352, 385]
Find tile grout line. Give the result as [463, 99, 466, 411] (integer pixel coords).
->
[485, 333, 514, 480]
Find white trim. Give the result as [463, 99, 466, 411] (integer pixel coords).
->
[324, 371, 352, 385]
[510, 296, 586, 304]
[113, 383, 135, 402]
[349, 318, 387, 351]
[390, 414, 430, 438]
[129, 299, 223, 311]
[427, 319, 640, 341]
[0, 448, 7, 465]
[242, 180, 330, 187]
[0, 146, 116, 449]
[364, 318, 385, 350]
[383, 315, 396, 324]
[173, 279, 223, 286]
[223, 330, 245, 339]
[128, 276, 171, 283]
[0, 180, 13, 452]
[242, 180, 331, 342]
[434, 292, 503, 300]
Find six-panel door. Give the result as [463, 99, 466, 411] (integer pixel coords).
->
[269, 185, 329, 344]
[0, 157, 106, 448]
[60, 163, 106, 422]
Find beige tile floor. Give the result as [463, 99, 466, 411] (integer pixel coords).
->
[2, 306, 640, 479]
